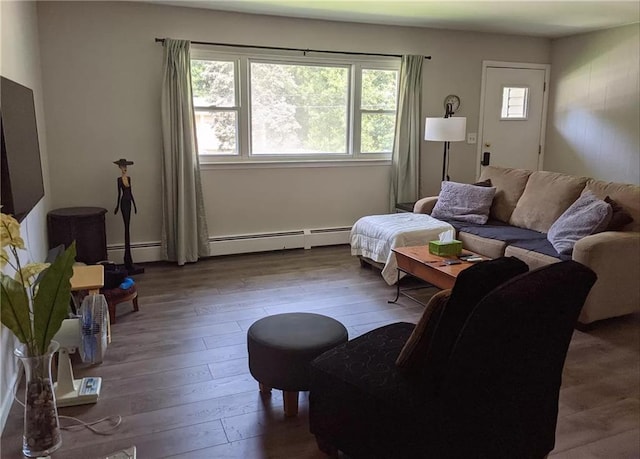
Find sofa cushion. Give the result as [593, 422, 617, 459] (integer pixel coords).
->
[448, 218, 568, 260]
[432, 181, 496, 224]
[547, 191, 612, 255]
[396, 290, 450, 369]
[457, 232, 507, 259]
[311, 322, 431, 412]
[510, 171, 588, 233]
[605, 197, 634, 231]
[458, 221, 547, 244]
[583, 179, 640, 232]
[509, 238, 570, 260]
[473, 178, 492, 187]
[504, 246, 562, 270]
[479, 166, 532, 223]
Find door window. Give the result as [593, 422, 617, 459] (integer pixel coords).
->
[500, 86, 529, 120]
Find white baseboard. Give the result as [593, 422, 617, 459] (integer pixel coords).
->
[106, 242, 163, 265]
[107, 227, 351, 263]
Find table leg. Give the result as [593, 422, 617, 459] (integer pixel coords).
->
[283, 391, 299, 417]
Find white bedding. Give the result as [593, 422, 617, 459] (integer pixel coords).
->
[350, 213, 455, 285]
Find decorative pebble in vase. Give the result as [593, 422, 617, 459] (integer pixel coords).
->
[15, 341, 62, 457]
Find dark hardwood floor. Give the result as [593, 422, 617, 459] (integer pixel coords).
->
[1, 245, 638, 458]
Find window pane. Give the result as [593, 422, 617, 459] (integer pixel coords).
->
[191, 60, 235, 107]
[250, 62, 348, 154]
[194, 111, 237, 155]
[501, 86, 529, 119]
[361, 113, 396, 153]
[361, 69, 398, 111]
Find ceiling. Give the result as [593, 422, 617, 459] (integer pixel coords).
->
[152, 1, 640, 38]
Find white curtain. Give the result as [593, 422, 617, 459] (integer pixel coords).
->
[160, 38, 209, 265]
[389, 55, 424, 212]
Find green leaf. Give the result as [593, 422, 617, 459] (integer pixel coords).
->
[32, 242, 76, 355]
[0, 273, 32, 345]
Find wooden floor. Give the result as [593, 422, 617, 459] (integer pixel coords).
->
[1, 245, 639, 458]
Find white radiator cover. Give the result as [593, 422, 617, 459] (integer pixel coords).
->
[106, 227, 352, 263]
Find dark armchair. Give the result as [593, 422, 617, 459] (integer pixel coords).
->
[309, 258, 597, 459]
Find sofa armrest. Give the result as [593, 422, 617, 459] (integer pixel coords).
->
[413, 196, 438, 214]
[573, 231, 640, 264]
[573, 231, 640, 324]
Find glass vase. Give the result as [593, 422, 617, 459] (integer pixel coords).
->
[14, 341, 62, 458]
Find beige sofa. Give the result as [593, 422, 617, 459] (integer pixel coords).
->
[414, 166, 640, 326]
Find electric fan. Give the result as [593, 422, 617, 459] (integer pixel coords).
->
[53, 294, 109, 407]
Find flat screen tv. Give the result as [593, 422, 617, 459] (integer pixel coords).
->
[1, 76, 45, 222]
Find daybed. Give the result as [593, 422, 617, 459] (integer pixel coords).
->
[350, 213, 454, 284]
[414, 166, 640, 326]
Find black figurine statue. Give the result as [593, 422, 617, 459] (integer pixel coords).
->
[113, 158, 143, 275]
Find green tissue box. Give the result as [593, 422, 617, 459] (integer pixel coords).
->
[429, 240, 463, 257]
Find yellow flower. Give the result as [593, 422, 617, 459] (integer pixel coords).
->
[1, 213, 25, 249]
[15, 262, 50, 287]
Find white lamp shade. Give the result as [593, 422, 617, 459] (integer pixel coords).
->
[424, 117, 467, 142]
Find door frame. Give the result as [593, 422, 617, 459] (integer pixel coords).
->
[476, 60, 551, 178]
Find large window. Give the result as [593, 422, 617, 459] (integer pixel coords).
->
[191, 49, 399, 162]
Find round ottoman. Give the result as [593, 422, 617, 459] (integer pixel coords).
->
[247, 313, 348, 417]
[101, 285, 139, 324]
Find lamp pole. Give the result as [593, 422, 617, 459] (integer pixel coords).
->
[442, 103, 454, 181]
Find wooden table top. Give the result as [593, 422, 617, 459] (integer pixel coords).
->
[392, 246, 487, 279]
[70, 264, 104, 292]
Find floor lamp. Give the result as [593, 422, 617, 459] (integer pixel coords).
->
[425, 106, 467, 182]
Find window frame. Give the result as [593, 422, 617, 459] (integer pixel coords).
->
[191, 46, 400, 164]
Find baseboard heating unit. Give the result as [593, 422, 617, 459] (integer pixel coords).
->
[107, 227, 352, 262]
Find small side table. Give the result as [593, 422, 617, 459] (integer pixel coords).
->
[70, 265, 104, 295]
[48, 207, 108, 264]
[70, 264, 111, 340]
[101, 285, 139, 325]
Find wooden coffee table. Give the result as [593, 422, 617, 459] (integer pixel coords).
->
[389, 246, 488, 303]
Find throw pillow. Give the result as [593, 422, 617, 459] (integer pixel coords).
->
[431, 181, 497, 224]
[605, 196, 634, 231]
[473, 178, 492, 187]
[396, 289, 451, 368]
[547, 191, 613, 255]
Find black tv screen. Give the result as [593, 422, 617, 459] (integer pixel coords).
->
[1, 76, 45, 222]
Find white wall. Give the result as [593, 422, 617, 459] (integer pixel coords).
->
[36, 1, 549, 256]
[545, 24, 640, 184]
[0, 1, 51, 432]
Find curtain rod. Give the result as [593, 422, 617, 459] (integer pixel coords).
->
[154, 38, 431, 60]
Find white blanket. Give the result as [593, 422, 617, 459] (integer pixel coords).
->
[350, 213, 455, 285]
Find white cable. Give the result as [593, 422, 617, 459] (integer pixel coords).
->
[12, 378, 122, 436]
[59, 414, 122, 435]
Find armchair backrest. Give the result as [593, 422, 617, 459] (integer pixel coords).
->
[421, 257, 528, 389]
[438, 260, 596, 458]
